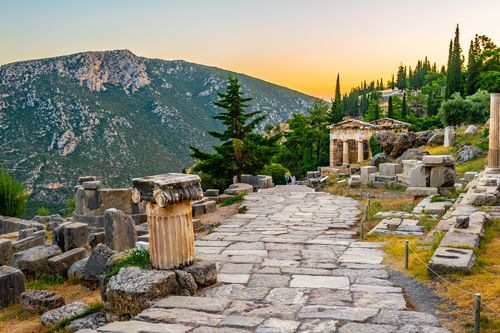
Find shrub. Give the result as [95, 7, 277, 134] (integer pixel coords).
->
[261, 163, 289, 185]
[0, 167, 28, 217]
[106, 248, 151, 279]
[439, 93, 472, 126]
[369, 135, 381, 156]
[36, 207, 50, 216]
[220, 192, 246, 207]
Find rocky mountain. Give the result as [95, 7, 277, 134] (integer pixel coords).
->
[0, 50, 315, 213]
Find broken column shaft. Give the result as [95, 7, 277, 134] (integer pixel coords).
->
[132, 173, 202, 269]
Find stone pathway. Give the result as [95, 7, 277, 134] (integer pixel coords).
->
[96, 186, 452, 333]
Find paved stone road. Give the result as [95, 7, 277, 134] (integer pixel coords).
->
[98, 186, 452, 333]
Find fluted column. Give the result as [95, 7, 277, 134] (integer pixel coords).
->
[330, 139, 335, 167]
[132, 173, 202, 269]
[487, 94, 500, 173]
[357, 141, 364, 163]
[146, 201, 194, 269]
[343, 140, 349, 164]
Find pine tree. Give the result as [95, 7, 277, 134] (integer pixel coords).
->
[387, 95, 394, 119]
[396, 64, 407, 90]
[190, 76, 277, 188]
[466, 35, 481, 95]
[445, 24, 464, 98]
[391, 74, 395, 89]
[401, 93, 407, 120]
[330, 73, 343, 123]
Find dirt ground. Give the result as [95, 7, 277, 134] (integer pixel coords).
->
[195, 202, 241, 235]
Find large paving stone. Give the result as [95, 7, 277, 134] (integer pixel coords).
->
[397, 324, 453, 333]
[372, 309, 439, 326]
[104, 208, 137, 252]
[265, 288, 306, 305]
[353, 292, 406, 310]
[12, 245, 62, 276]
[153, 296, 230, 313]
[136, 307, 224, 326]
[248, 274, 290, 288]
[191, 327, 251, 333]
[106, 267, 179, 316]
[220, 315, 264, 328]
[41, 301, 89, 325]
[338, 322, 397, 333]
[202, 284, 269, 301]
[255, 318, 301, 333]
[299, 319, 339, 333]
[95, 320, 191, 333]
[0, 265, 24, 308]
[298, 305, 378, 321]
[290, 275, 350, 289]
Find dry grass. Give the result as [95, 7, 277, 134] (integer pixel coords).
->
[0, 281, 100, 333]
[420, 145, 455, 156]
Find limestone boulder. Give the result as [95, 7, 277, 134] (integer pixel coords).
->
[106, 267, 179, 316]
[20, 290, 65, 314]
[390, 132, 415, 158]
[0, 266, 24, 308]
[32, 214, 64, 231]
[457, 145, 485, 164]
[80, 244, 115, 289]
[371, 153, 391, 167]
[104, 208, 137, 252]
[464, 124, 478, 135]
[67, 311, 107, 332]
[175, 270, 197, 296]
[396, 148, 429, 162]
[12, 245, 62, 276]
[427, 132, 444, 146]
[0, 239, 12, 266]
[53, 222, 89, 252]
[373, 131, 395, 154]
[413, 131, 433, 147]
[224, 183, 253, 195]
[41, 302, 89, 325]
[68, 257, 89, 279]
[182, 260, 217, 287]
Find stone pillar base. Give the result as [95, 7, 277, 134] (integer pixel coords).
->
[146, 201, 195, 269]
[485, 167, 500, 174]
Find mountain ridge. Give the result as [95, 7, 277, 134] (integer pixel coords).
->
[0, 49, 316, 213]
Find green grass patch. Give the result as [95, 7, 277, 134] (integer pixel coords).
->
[456, 156, 487, 175]
[43, 301, 103, 333]
[26, 274, 65, 290]
[220, 192, 246, 207]
[106, 248, 151, 279]
[0, 306, 34, 322]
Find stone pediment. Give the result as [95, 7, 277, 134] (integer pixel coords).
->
[370, 118, 411, 128]
[327, 119, 375, 129]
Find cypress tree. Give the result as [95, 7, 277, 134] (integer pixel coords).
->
[330, 73, 343, 123]
[396, 64, 407, 90]
[401, 93, 407, 120]
[387, 95, 394, 118]
[466, 35, 481, 95]
[445, 25, 464, 98]
[391, 74, 395, 90]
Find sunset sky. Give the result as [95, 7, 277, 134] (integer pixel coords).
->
[1, 0, 499, 99]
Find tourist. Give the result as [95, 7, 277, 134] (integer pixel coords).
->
[291, 175, 296, 185]
[285, 172, 291, 185]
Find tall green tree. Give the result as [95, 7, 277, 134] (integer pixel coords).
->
[387, 95, 394, 118]
[365, 99, 381, 121]
[445, 25, 464, 98]
[330, 73, 343, 123]
[466, 36, 481, 95]
[401, 93, 408, 120]
[396, 64, 407, 90]
[190, 76, 278, 189]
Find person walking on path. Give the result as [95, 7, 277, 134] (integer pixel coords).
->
[285, 172, 291, 185]
[291, 175, 296, 185]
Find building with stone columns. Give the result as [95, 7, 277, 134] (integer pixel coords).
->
[328, 118, 410, 166]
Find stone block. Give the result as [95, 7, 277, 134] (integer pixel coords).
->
[464, 172, 478, 180]
[66, 311, 107, 332]
[379, 163, 402, 177]
[75, 187, 85, 214]
[192, 203, 206, 217]
[360, 166, 377, 185]
[204, 189, 220, 197]
[444, 126, 455, 147]
[348, 175, 361, 187]
[99, 188, 133, 214]
[136, 241, 149, 251]
[32, 214, 64, 231]
[82, 181, 101, 190]
[130, 213, 147, 225]
[18, 228, 36, 239]
[424, 202, 450, 215]
[409, 164, 427, 187]
[88, 231, 105, 249]
[422, 155, 454, 166]
[182, 260, 217, 287]
[41, 302, 89, 325]
[428, 247, 475, 274]
[0, 239, 12, 266]
[104, 208, 137, 252]
[20, 290, 65, 314]
[78, 176, 98, 185]
[135, 223, 148, 236]
[454, 216, 469, 229]
[205, 201, 217, 214]
[440, 231, 479, 249]
[48, 247, 87, 277]
[224, 183, 253, 195]
[12, 245, 62, 276]
[12, 233, 46, 253]
[53, 222, 89, 252]
[85, 190, 101, 210]
[80, 244, 115, 289]
[0, 266, 24, 308]
[106, 267, 179, 316]
[405, 187, 438, 197]
[138, 234, 149, 242]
